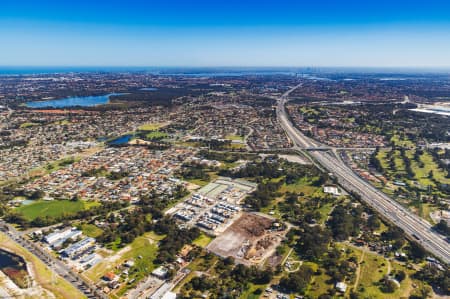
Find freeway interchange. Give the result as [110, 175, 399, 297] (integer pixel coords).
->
[277, 84, 450, 264]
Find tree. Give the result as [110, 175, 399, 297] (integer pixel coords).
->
[395, 270, 406, 282]
[279, 265, 313, 293]
[295, 225, 331, 260]
[367, 214, 381, 230]
[30, 190, 45, 200]
[434, 220, 450, 237]
[381, 277, 398, 293]
[409, 242, 427, 260]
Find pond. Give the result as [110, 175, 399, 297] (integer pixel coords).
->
[0, 249, 30, 288]
[108, 134, 133, 146]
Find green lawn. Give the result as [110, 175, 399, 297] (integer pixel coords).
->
[225, 134, 245, 141]
[307, 271, 333, 298]
[317, 202, 334, 224]
[239, 283, 267, 299]
[44, 156, 80, 173]
[377, 146, 450, 188]
[145, 131, 168, 140]
[115, 235, 160, 297]
[138, 122, 168, 131]
[356, 253, 389, 297]
[85, 231, 162, 283]
[184, 171, 218, 187]
[192, 233, 214, 248]
[279, 177, 320, 195]
[16, 200, 100, 221]
[79, 223, 104, 238]
[411, 151, 450, 186]
[20, 122, 40, 128]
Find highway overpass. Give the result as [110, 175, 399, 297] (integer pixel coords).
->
[276, 84, 450, 264]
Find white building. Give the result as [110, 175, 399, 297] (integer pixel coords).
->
[335, 282, 347, 292]
[45, 227, 77, 245]
[324, 185, 341, 196]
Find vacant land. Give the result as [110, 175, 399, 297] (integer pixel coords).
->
[16, 200, 100, 221]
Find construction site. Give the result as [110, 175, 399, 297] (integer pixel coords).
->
[206, 213, 286, 266]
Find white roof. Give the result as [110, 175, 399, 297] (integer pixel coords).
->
[161, 292, 177, 299]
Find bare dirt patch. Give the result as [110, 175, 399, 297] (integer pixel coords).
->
[207, 213, 285, 266]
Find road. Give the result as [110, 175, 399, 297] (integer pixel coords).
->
[0, 220, 107, 299]
[276, 84, 450, 264]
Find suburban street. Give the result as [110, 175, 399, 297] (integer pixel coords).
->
[277, 84, 450, 264]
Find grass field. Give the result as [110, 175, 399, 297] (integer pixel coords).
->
[356, 257, 413, 299]
[192, 233, 214, 248]
[44, 156, 80, 173]
[302, 244, 415, 299]
[20, 122, 40, 128]
[239, 282, 267, 299]
[377, 148, 450, 188]
[138, 122, 169, 131]
[145, 131, 168, 140]
[184, 171, 218, 187]
[53, 119, 71, 125]
[279, 177, 320, 195]
[16, 200, 100, 221]
[357, 254, 388, 294]
[85, 231, 163, 284]
[114, 235, 160, 297]
[225, 134, 245, 141]
[79, 223, 104, 238]
[0, 232, 86, 299]
[411, 151, 450, 185]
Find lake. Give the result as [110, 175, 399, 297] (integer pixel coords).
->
[26, 93, 123, 108]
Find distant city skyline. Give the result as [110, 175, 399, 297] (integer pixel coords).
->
[1, 0, 450, 67]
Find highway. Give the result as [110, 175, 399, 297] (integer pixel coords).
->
[276, 84, 450, 264]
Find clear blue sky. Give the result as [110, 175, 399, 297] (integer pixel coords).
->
[1, 0, 450, 67]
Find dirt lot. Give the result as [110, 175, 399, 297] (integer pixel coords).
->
[206, 213, 285, 266]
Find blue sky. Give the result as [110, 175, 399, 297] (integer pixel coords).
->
[1, 0, 450, 67]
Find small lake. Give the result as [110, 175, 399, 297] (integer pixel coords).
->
[26, 93, 123, 108]
[108, 134, 133, 146]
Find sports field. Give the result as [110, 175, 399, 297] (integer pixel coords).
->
[16, 200, 100, 221]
